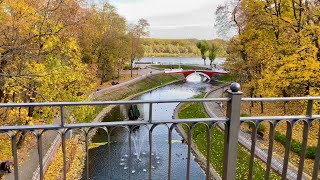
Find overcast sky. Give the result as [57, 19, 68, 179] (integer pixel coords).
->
[106, 0, 227, 40]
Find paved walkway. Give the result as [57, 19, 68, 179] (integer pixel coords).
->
[4, 120, 60, 180]
[4, 66, 161, 180]
[90, 68, 162, 99]
[203, 85, 309, 180]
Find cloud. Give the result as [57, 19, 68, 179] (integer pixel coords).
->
[150, 25, 215, 39]
[108, 0, 226, 39]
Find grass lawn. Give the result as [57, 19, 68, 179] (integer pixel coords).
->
[178, 94, 281, 179]
[216, 74, 235, 83]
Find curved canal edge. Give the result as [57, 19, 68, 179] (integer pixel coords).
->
[173, 102, 222, 180]
[92, 77, 185, 124]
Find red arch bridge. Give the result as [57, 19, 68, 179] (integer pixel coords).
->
[164, 69, 227, 80]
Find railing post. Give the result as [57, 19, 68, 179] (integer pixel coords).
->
[149, 103, 153, 123]
[223, 83, 242, 180]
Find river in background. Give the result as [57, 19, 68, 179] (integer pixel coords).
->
[86, 74, 213, 180]
[136, 57, 226, 66]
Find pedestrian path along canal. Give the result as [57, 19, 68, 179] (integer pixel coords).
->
[86, 74, 213, 180]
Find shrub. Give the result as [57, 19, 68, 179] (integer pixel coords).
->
[274, 131, 316, 159]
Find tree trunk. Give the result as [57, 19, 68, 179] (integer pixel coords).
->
[0, 89, 4, 103]
[250, 88, 254, 108]
[260, 94, 264, 114]
[117, 68, 120, 81]
[130, 59, 133, 78]
[17, 130, 27, 149]
[282, 90, 288, 114]
[17, 92, 35, 149]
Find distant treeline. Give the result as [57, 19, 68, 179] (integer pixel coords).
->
[142, 38, 227, 57]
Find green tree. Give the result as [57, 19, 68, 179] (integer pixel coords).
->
[209, 43, 218, 66]
[196, 40, 210, 65]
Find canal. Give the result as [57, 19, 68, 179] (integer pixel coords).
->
[86, 74, 213, 180]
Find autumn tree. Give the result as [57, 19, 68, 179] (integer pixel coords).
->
[0, 0, 95, 147]
[128, 19, 150, 77]
[216, 0, 320, 112]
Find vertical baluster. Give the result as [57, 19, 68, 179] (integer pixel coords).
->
[108, 131, 112, 180]
[186, 125, 193, 180]
[60, 106, 65, 126]
[281, 121, 293, 179]
[312, 120, 320, 180]
[62, 132, 67, 180]
[248, 122, 258, 180]
[297, 121, 309, 179]
[206, 124, 212, 180]
[303, 100, 314, 179]
[36, 131, 44, 180]
[149, 129, 153, 180]
[149, 103, 153, 123]
[10, 131, 19, 180]
[168, 125, 174, 180]
[60, 106, 67, 180]
[85, 131, 89, 180]
[128, 128, 132, 180]
[265, 122, 276, 180]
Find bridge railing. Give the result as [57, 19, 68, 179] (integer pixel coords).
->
[0, 83, 320, 180]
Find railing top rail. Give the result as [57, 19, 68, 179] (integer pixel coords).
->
[242, 96, 320, 101]
[0, 98, 230, 108]
[0, 117, 228, 131]
[2, 96, 320, 108]
[240, 115, 320, 121]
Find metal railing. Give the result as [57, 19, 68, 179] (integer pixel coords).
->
[0, 83, 319, 180]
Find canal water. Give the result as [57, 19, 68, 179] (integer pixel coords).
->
[86, 74, 213, 180]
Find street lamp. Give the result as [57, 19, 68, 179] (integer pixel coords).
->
[179, 56, 182, 69]
[152, 56, 154, 64]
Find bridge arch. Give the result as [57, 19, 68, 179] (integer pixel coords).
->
[164, 69, 227, 81]
[185, 72, 211, 80]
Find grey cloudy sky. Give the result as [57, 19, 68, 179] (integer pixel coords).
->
[107, 0, 227, 39]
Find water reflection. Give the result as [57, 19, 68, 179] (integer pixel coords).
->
[186, 73, 210, 83]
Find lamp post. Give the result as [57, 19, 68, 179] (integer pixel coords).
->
[152, 56, 154, 64]
[179, 56, 182, 69]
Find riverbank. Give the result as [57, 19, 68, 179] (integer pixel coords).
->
[174, 91, 281, 179]
[173, 102, 221, 180]
[90, 73, 185, 124]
